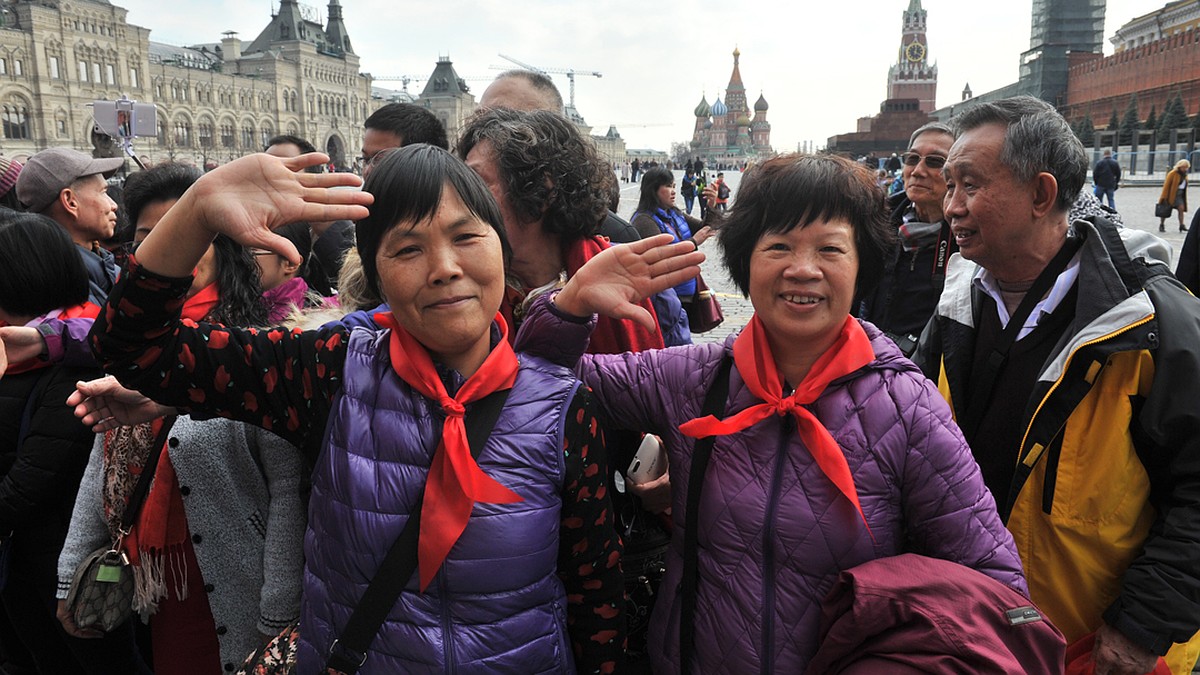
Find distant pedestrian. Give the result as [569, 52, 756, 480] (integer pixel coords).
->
[631, 158, 641, 182]
[1158, 159, 1189, 232]
[885, 152, 902, 174]
[712, 172, 730, 211]
[1092, 149, 1121, 210]
[621, 160, 629, 183]
[680, 167, 697, 215]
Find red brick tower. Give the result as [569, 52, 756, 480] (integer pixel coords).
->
[887, 0, 938, 113]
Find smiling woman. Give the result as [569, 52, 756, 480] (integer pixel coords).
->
[519, 153, 1032, 673]
[82, 147, 701, 674]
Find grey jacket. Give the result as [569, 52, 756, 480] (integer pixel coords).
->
[58, 416, 306, 671]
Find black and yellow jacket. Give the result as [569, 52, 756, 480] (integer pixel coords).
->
[915, 217, 1200, 673]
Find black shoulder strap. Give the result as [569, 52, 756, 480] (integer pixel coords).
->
[958, 236, 1081, 440]
[326, 387, 511, 674]
[120, 417, 177, 536]
[679, 356, 732, 674]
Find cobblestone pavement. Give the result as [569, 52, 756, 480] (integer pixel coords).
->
[614, 170, 1193, 346]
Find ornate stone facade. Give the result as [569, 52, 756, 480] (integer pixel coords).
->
[0, 0, 376, 169]
[887, 0, 937, 113]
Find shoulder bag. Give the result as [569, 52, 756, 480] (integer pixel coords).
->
[65, 417, 176, 633]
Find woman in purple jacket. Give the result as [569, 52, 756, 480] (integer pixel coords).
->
[520, 153, 1028, 674]
[73, 146, 703, 674]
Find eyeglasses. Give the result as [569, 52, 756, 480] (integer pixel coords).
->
[902, 152, 947, 170]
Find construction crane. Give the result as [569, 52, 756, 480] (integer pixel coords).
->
[373, 74, 494, 95]
[492, 54, 602, 109]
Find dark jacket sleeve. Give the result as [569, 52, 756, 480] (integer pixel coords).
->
[629, 213, 661, 241]
[1102, 276, 1200, 655]
[90, 259, 347, 455]
[0, 366, 101, 532]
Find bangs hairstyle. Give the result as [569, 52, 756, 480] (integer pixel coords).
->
[356, 144, 510, 298]
[637, 166, 676, 214]
[0, 211, 88, 316]
[719, 154, 894, 301]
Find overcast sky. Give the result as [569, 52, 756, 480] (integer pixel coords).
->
[115, 0, 1156, 152]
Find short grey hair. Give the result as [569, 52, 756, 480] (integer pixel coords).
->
[493, 70, 563, 112]
[951, 96, 1087, 213]
[908, 121, 954, 149]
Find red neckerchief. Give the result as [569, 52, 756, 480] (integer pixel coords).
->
[1, 302, 101, 375]
[679, 315, 876, 534]
[180, 281, 220, 323]
[562, 235, 664, 354]
[373, 311, 523, 591]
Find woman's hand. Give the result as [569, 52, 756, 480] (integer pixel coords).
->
[554, 233, 704, 331]
[702, 184, 719, 209]
[0, 326, 44, 377]
[135, 153, 374, 277]
[67, 376, 173, 432]
[57, 599, 101, 639]
[692, 226, 713, 247]
[627, 469, 672, 515]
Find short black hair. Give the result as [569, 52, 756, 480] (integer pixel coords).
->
[364, 103, 449, 150]
[123, 163, 202, 227]
[458, 108, 610, 242]
[356, 144, 510, 299]
[719, 154, 894, 303]
[0, 211, 88, 316]
[265, 134, 317, 155]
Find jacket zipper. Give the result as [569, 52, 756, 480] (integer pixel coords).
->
[439, 572, 456, 674]
[1005, 316, 1154, 520]
[1014, 315, 1153, 469]
[760, 416, 792, 675]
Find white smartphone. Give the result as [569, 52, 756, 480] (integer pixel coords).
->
[627, 434, 667, 484]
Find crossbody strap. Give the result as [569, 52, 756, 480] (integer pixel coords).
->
[679, 356, 732, 674]
[958, 236, 1081, 440]
[326, 387, 512, 674]
[119, 417, 177, 536]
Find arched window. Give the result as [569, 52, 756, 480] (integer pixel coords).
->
[241, 123, 254, 149]
[2, 102, 29, 140]
[174, 119, 192, 147]
[220, 123, 235, 148]
[198, 121, 213, 148]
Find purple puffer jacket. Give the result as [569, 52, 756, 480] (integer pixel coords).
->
[516, 299, 1026, 674]
[296, 328, 579, 674]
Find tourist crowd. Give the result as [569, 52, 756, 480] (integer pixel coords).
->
[0, 74, 1197, 675]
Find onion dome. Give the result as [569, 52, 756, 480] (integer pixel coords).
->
[736, 113, 751, 126]
[703, 120, 713, 130]
[711, 97, 728, 117]
[754, 93, 769, 112]
[694, 95, 711, 118]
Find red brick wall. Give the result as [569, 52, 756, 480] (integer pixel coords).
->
[1063, 28, 1200, 124]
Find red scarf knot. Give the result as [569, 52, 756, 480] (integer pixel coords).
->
[373, 311, 523, 591]
[441, 398, 465, 417]
[680, 315, 877, 537]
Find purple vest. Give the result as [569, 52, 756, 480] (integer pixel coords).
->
[295, 328, 579, 674]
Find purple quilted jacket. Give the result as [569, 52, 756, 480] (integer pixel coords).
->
[517, 301, 1026, 674]
[296, 329, 579, 674]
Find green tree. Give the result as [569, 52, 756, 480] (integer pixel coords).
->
[1078, 114, 1095, 146]
[1158, 91, 1189, 143]
[1144, 105, 1157, 141]
[1119, 94, 1139, 145]
[1107, 108, 1120, 141]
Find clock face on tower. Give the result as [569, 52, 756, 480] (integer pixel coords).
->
[905, 42, 926, 63]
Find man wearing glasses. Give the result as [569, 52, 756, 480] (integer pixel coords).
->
[856, 122, 956, 355]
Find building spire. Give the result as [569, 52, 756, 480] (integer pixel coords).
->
[907, 0, 923, 11]
[325, 0, 353, 54]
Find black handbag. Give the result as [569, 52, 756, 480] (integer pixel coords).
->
[65, 417, 176, 633]
[1156, 202, 1173, 218]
